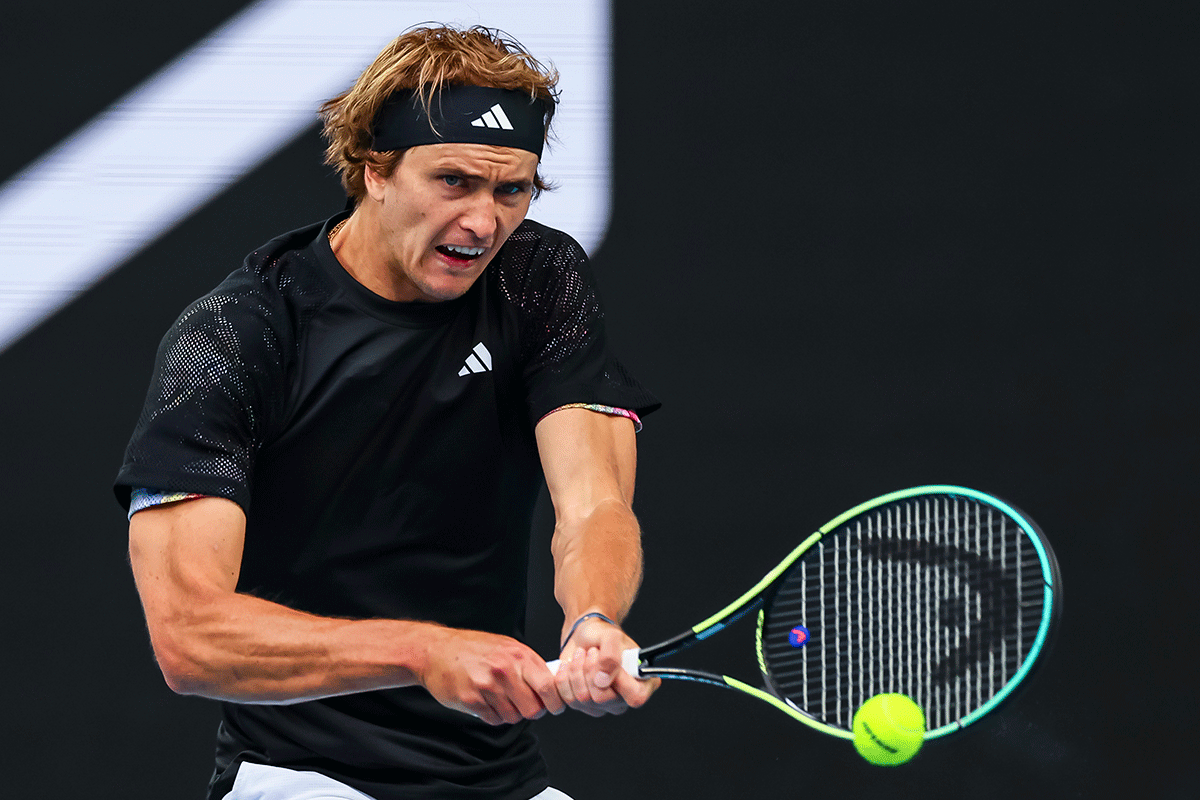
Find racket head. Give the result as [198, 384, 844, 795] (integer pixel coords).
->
[756, 485, 1062, 740]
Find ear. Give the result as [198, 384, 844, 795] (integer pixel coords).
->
[363, 163, 389, 202]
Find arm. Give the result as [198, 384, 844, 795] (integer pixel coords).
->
[535, 407, 658, 714]
[127, 497, 564, 724]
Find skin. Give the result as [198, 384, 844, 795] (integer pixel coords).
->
[539, 407, 661, 715]
[128, 141, 657, 723]
[330, 142, 539, 303]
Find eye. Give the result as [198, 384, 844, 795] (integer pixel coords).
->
[441, 175, 464, 188]
[497, 183, 527, 197]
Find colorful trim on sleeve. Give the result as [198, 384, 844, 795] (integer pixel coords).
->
[540, 403, 643, 432]
[128, 487, 208, 520]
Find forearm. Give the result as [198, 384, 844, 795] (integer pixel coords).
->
[145, 588, 441, 703]
[549, 499, 659, 715]
[551, 497, 644, 637]
[129, 498, 560, 723]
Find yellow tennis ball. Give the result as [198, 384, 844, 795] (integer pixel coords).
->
[852, 693, 926, 766]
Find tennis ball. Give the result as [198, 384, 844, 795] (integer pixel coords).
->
[852, 693, 925, 766]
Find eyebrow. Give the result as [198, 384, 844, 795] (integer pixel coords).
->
[436, 165, 489, 181]
[429, 160, 535, 185]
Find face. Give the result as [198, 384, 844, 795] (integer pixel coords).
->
[363, 142, 539, 303]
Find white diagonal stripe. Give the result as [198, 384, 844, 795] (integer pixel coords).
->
[464, 354, 486, 373]
[0, 0, 612, 354]
[481, 111, 500, 128]
[490, 104, 514, 130]
[471, 118, 486, 127]
[472, 342, 492, 369]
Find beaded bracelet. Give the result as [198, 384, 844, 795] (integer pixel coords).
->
[559, 612, 620, 654]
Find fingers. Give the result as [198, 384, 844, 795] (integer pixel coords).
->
[590, 630, 627, 689]
[557, 647, 599, 716]
[609, 667, 659, 710]
[472, 693, 517, 726]
[478, 658, 567, 724]
[436, 618, 657, 722]
[422, 631, 565, 725]
[528, 660, 568, 718]
[556, 646, 629, 716]
[585, 645, 622, 699]
[552, 613, 662, 717]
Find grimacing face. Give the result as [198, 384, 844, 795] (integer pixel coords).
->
[364, 142, 539, 303]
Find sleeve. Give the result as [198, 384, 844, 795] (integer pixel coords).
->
[505, 225, 660, 425]
[127, 487, 208, 519]
[113, 283, 288, 514]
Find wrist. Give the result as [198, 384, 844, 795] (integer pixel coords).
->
[381, 618, 447, 688]
[560, 611, 620, 654]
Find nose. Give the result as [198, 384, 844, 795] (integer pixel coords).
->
[459, 195, 498, 242]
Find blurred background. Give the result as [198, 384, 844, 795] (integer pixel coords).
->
[1, 1, 1194, 797]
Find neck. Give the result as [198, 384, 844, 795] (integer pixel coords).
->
[329, 205, 412, 302]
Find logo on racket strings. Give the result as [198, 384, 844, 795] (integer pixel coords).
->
[789, 625, 810, 647]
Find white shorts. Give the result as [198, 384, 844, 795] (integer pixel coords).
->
[223, 762, 574, 800]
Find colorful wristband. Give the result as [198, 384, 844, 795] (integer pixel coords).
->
[560, 612, 620, 654]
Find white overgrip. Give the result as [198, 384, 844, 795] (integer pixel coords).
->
[545, 647, 643, 678]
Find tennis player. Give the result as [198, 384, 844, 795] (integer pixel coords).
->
[115, 25, 659, 800]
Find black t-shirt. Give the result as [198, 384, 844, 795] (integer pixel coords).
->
[115, 215, 659, 800]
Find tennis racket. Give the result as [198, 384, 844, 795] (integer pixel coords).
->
[549, 485, 1062, 742]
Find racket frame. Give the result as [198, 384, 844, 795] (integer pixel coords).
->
[630, 485, 1062, 741]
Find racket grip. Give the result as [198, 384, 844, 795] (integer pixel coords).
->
[545, 648, 643, 679]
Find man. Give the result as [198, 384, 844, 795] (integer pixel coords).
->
[115, 25, 659, 800]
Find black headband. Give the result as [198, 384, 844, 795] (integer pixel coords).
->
[371, 85, 549, 157]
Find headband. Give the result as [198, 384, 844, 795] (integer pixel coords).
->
[371, 85, 549, 158]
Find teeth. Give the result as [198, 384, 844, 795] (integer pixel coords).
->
[444, 245, 486, 257]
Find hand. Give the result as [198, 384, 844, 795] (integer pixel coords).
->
[418, 628, 566, 725]
[554, 616, 659, 716]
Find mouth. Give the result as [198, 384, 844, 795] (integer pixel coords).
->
[436, 244, 488, 266]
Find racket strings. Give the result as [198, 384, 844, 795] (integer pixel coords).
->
[760, 496, 1047, 732]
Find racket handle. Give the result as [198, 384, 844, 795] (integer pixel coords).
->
[545, 648, 643, 679]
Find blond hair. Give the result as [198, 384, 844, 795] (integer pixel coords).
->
[320, 25, 560, 202]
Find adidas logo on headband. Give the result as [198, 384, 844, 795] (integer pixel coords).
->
[471, 104, 515, 131]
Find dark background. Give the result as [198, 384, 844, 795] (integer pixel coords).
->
[2, 2, 1194, 798]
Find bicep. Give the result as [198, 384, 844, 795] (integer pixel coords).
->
[535, 408, 637, 518]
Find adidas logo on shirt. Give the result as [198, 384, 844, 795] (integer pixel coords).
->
[458, 342, 493, 376]
[470, 104, 514, 131]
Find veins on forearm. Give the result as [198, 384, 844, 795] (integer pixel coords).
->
[552, 500, 644, 623]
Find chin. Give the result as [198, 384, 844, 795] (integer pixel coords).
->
[418, 276, 479, 302]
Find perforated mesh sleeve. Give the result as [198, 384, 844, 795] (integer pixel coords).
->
[115, 291, 279, 511]
[114, 229, 332, 512]
[496, 221, 660, 424]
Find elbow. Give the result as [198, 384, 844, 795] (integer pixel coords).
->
[145, 623, 213, 697]
[151, 633, 202, 690]
[156, 653, 204, 696]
